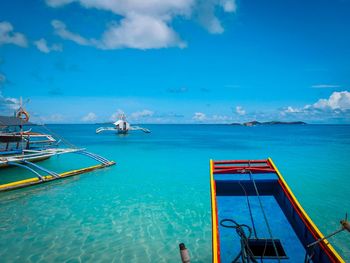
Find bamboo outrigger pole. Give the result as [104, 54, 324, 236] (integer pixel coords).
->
[0, 160, 115, 192]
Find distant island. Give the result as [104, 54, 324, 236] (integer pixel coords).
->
[230, 121, 307, 126]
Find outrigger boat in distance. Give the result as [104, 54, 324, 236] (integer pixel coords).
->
[96, 114, 150, 134]
[210, 158, 347, 263]
[0, 103, 116, 192]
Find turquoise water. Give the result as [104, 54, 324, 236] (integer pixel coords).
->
[0, 124, 349, 262]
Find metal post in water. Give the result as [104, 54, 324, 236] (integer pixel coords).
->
[179, 243, 190, 263]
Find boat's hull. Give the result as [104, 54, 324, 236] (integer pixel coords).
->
[117, 129, 128, 135]
[0, 135, 22, 142]
[210, 159, 344, 263]
[0, 156, 51, 168]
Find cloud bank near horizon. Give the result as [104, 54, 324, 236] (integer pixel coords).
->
[2, 91, 348, 124]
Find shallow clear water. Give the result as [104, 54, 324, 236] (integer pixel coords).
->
[0, 124, 349, 262]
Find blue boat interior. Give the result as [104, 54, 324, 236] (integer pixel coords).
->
[214, 173, 330, 263]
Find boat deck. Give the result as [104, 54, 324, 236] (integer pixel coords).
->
[216, 174, 306, 262]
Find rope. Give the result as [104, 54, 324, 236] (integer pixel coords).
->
[238, 180, 269, 263]
[220, 219, 258, 263]
[39, 124, 78, 149]
[238, 180, 258, 239]
[247, 168, 280, 263]
[261, 240, 268, 263]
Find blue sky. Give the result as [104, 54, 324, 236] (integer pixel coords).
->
[0, 0, 350, 123]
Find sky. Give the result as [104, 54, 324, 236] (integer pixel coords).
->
[0, 0, 350, 124]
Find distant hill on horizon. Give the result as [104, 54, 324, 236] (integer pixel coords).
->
[230, 121, 307, 126]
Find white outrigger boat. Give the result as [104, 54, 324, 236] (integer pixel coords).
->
[96, 114, 150, 134]
[0, 104, 115, 192]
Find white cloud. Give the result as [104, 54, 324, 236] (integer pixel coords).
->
[207, 17, 224, 34]
[82, 112, 97, 122]
[47, 0, 237, 49]
[196, 2, 223, 34]
[42, 113, 65, 123]
[311, 84, 340, 89]
[196, 0, 237, 34]
[235, 106, 246, 115]
[52, 20, 90, 46]
[51, 16, 185, 50]
[131, 109, 154, 119]
[99, 14, 185, 49]
[212, 114, 231, 122]
[0, 21, 28, 47]
[192, 112, 207, 121]
[220, 0, 237, 12]
[282, 106, 301, 114]
[34, 38, 63, 53]
[192, 112, 234, 123]
[312, 91, 350, 111]
[46, 0, 73, 7]
[46, 0, 193, 16]
[280, 91, 350, 122]
[0, 92, 20, 112]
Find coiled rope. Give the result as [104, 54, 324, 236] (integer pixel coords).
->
[220, 219, 258, 263]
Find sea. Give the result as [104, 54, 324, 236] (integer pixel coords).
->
[0, 124, 349, 262]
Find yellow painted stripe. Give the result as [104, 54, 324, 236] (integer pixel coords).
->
[0, 161, 115, 192]
[210, 159, 219, 263]
[268, 158, 344, 263]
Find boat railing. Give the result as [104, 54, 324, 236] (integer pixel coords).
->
[74, 150, 111, 165]
[22, 133, 57, 143]
[129, 126, 151, 133]
[212, 159, 276, 174]
[23, 148, 80, 154]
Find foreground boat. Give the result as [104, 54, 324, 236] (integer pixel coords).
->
[210, 158, 345, 263]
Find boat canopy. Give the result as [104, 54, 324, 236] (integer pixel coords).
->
[0, 116, 35, 127]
